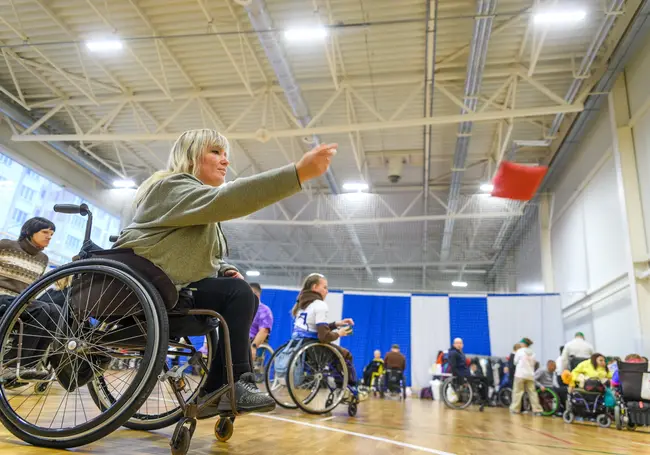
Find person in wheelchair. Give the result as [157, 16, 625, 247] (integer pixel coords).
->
[249, 283, 273, 361]
[0, 217, 59, 386]
[448, 337, 489, 410]
[291, 273, 357, 389]
[113, 129, 338, 417]
[568, 353, 612, 392]
[362, 350, 384, 389]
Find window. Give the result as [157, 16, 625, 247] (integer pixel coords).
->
[64, 235, 81, 251]
[70, 216, 85, 230]
[19, 186, 35, 202]
[0, 155, 12, 166]
[11, 209, 27, 225]
[91, 227, 103, 243]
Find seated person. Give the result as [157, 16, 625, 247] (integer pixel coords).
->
[499, 366, 510, 389]
[448, 337, 489, 410]
[114, 128, 337, 417]
[569, 353, 612, 392]
[248, 283, 273, 362]
[0, 217, 59, 382]
[384, 344, 406, 372]
[362, 350, 384, 387]
[291, 273, 357, 387]
[535, 359, 567, 409]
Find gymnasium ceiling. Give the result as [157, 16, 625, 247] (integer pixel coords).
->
[0, 0, 640, 291]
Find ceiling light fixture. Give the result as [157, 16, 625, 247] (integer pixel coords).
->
[451, 281, 468, 288]
[86, 39, 123, 52]
[284, 26, 328, 42]
[378, 277, 394, 284]
[533, 10, 587, 25]
[342, 182, 369, 192]
[480, 183, 494, 193]
[246, 270, 261, 277]
[113, 179, 136, 188]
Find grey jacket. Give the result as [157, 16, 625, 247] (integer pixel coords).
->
[114, 164, 302, 285]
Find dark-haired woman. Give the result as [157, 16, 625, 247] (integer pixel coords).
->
[0, 217, 59, 385]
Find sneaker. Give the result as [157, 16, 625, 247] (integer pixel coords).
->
[198, 373, 275, 419]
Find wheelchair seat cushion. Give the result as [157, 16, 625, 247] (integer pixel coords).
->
[167, 289, 219, 337]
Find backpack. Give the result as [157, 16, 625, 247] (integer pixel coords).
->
[420, 387, 433, 400]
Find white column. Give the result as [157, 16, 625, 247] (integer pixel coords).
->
[609, 73, 650, 354]
[539, 193, 555, 292]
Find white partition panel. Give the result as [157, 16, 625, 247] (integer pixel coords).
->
[488, 296, 543, 359]
[540, 295, 565, 363]
[591, 286, 638, 357]
[325, 291, 343, 345]
[410, 295, 450, 390]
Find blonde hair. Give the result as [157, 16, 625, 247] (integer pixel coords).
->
[133, 129, 229, 206]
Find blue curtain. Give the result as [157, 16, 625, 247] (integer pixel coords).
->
[259, 288, 299, 350]
[449, 296, 491, 356]
[340, 294, 411, 386]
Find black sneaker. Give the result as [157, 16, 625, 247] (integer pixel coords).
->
[197, 373, 275, 419]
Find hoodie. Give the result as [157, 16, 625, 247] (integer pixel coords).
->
[447, 347, 470, 377]
[513, 347, 537, 380]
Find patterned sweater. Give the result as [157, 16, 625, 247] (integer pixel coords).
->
[0, 239, 49, 296]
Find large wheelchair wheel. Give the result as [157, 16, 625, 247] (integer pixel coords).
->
[0, 259, 169, 449]
[88, 330, 217, 431]
[264, 343, 297, 409]
[286, 342, 348, 415]
[441, 377, 473, 410]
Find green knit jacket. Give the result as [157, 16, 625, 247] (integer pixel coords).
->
[114, 164, 302, 286]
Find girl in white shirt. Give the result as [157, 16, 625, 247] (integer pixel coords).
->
[509, 337, 543, 415]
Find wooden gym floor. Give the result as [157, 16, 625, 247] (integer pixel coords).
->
[1, 396, 649, 455]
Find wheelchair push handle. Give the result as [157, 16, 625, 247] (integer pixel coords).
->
[53, 203, 94, 243]
[54, 203, 90, 216]
[108, 235, 119, 243]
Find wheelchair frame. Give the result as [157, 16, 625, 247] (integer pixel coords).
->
[0, 203, 241, 455]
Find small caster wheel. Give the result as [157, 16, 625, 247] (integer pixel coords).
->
[170, 426, 191, 455]
[34, 382, 49, 394]
[597, 414, 612, 428]
[627, 422, 637, 431]
[325, 397, 333, 408]
[348, 403, 357, 417]
[214, 416, 234, 442]
[562, 411, 575, 424]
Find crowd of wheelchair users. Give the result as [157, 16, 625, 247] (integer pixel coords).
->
[440, 331, 649, 428]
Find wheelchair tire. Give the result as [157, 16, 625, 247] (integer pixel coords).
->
[441, 377, 473, 410]
[597, 413, 612, 428]
[286, 342, 348, 415]
[253, 344, 273, 384]
[264, 343, 297, 409]
[88, 330, 218, 431]
[538, 388, 559, 416]
[0, 260, 169, 449]
[615, 405, 622, 430]
[214, 416, 234, 442]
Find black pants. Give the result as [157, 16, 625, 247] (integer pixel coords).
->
[467, 376, 489, 403]
[0, 296, 60, 369]
[189, 277, 258, 393]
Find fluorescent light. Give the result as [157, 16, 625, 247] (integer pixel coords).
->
[533, 10, 586, 25]
[342, 182, 369, 192]
[284, 26, 328, 42]
[378, 277, 394, 284]
[86, 39, 123, 52]
[246, 270, 260, 277]
[480, 183, 494, 193]
[113, 179, 136, 188]
[452, 281, 468, 288]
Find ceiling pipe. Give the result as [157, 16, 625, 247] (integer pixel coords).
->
[438, 0, 498, 263]
[421, 0, 439, 288]
[0, 97, 115, 186]
[240, 0, 373, 277]
[487, 0, 650, 283]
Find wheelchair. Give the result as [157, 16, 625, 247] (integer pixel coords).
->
[252, 342, 273, 384]
[441, 376, 484, 411]
[380, 368, 406, 400]
[0, 204, 240, 454]
[265, 336, 361, 416]
[497, 385, 560, 416]
[614, 360, 650, 431]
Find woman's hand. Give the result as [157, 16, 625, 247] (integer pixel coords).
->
[336, 318, 354, 327]
[295, 143, 338, 184]
[224, 269, 245, 280]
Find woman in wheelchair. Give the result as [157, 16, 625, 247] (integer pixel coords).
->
[568, 353, 612, 391]
[562, 353, 613, 425]
[0, 217, 59, 386]
[113, 129, 338, 417]
[291, 273, 357, 389]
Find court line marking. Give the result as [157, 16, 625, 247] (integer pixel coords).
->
[252, 413, 456, 455]
[519, 425, 573, 445]
[319, 416, 336, 422]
